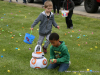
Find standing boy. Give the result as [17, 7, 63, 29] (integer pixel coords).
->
[63, 0, 74, 29]
[47, 33, 70, 72]
[31, 1, 59, 54]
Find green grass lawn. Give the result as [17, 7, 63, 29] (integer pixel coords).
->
[0, 1, 100, 75]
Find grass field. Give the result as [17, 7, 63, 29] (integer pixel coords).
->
[0, 1, 100, 75]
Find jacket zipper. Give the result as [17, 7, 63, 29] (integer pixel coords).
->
[45, 18, 49, 34]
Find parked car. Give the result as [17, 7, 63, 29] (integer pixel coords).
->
[27, 0, 83, 6]
[84, 0, 100, 13]
[72, 0, 83, 5]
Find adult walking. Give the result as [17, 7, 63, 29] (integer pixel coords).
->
[51, 0, 60, 15]
[42, 0, 47, 5]
[9, 0, 18, 2]
[23, 0, 26, 3]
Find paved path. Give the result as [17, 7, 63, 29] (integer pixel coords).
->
[4, 0, 100, 19]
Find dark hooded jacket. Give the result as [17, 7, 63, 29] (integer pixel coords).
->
[63, 0, 75, 12]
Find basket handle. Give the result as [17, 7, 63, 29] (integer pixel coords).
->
[34, 45, 42, 53]
[30, 30, 32, 36]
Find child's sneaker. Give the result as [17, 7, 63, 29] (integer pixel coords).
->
[42, 46, 47, 54]
[70, 27, 73, 29]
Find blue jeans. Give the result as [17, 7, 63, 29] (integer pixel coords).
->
[47, 63, 69, 72]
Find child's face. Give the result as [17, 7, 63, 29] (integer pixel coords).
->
[44, 6, 53, 13]
[49, 39, 59, 47]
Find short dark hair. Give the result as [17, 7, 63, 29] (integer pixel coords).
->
[49, 33, 59, 40]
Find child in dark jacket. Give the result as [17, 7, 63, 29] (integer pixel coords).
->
[31, 1, 59, 54]
[63, 0, 74, 29]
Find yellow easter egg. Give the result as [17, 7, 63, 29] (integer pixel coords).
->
[95, 46, 97, 48]
[90, 48, 93, 50]
[7, 70, 10, 72]
[87, 69, 89, 71]
[3, 49, 5, 51]
[18, 49, 20, 50]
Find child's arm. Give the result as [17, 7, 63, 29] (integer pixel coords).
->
[52, 15, 59, 29]
[31, 13, 42, 28]
[49, 46, 54, 61]
[68, 1, 75, 12]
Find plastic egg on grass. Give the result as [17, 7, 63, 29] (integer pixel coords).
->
[29, 48, 31, 50]
[11, 37, 14, 39]
[78, 44, 80, 46]
[1, 56, 3, 58]
[95, 46, 97, 48]
[18, 49, 20, 50]
[78, 73, 81, 75]
[70, 35, 72, 37]
[87, 69, 89, 71]
[73, 72, 76, 74]
[3, 49, 5, 51]
[7, 70, 10, 73]
[90, 48, 93, 50]
[16, 41, 18, 42]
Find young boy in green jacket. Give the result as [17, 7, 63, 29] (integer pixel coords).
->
[47, 33, 70, 72]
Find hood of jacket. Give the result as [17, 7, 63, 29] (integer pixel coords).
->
[41, 11, 54, 17]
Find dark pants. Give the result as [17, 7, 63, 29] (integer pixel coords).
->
[10, 0, 18, 1]
[42, 0, 47, 5]
[51, 0, 60, 13]
[47, 63, 69, 72]
[23, 0, 26, 3]
[65, 12, 73, 28]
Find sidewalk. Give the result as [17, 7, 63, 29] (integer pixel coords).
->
[4, 0, 100, 19]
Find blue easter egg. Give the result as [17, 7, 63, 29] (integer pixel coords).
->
[1, 56, 3, 58]
[77, 37, 79, 38]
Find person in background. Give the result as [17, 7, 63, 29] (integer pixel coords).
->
[63, 0, 74, 29]
[23, 0, 26, 3]
[51, 0, 60, 15]
[9, 0, 18, 2]
[42, 0, 47, 5]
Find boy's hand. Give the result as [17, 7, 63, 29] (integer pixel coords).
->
[64, 9, 69, 13]
[50, 59, 57, 64]
[53, 59, 57, 63]
[31, 28, 33, 30]
[57, 26, 59, 29]
[50, 59, 54, 64]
